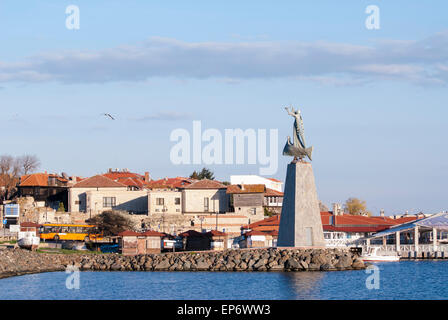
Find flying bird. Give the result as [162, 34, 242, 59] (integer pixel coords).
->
[102, 113, 115, 120]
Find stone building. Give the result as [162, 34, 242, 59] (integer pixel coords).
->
[118, 230, 164, 256]
[68, 175, 148, 217]
[181, 179, 229, 214]
[18, 172, 70, 210]
[226, 184, 265, 219]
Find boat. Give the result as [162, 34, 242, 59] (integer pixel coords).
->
[17, 231, 40, 251]
[360, 247, 400, 262]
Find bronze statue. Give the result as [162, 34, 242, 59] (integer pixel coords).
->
[283, 106, 313, 161]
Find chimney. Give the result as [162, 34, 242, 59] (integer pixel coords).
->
[332, 203, 341, 216]
[144, 172, 150, 182]
[380, 209, 385, 217]
[108, 168, 113, 173]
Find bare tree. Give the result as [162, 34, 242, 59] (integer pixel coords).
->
[0, 155, 14, 175]
[19, 154, 40, 175]
[0, 154, 40, 201]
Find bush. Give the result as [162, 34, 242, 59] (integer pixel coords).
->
[88, 210, 134, 236]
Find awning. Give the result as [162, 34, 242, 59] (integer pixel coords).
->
[369, 212, 448, 238]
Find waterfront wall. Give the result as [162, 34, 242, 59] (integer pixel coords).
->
[0, 248, 365, 279]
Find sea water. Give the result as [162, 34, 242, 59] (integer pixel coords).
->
[0, 261, 446, 300]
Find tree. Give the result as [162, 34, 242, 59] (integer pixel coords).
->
[0, 155, 20, 201]
[19, 155, 40, 175]
[57, 202, 66, 212]
[319, 200, 329, 212]
[264, 207, 276, 217]
[190, 168, 215, 180]
[189, 170, 199, 180]
[344, 198, 371, 216]
[88, 211, 135, 236]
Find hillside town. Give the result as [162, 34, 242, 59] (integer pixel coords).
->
[0, 165, 433, 255]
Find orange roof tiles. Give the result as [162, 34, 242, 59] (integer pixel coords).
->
[226, 184, 265, 194]
[206, 230, 228, 237]
[19, 173, 68, 187]
[147, 177, 193, 189]
[103, 172, 144, 180]
[183, 179, 227, 189]
[264, 188, 284, 197]
[72, 175, 126, 188]
[242, 212, 418, 236]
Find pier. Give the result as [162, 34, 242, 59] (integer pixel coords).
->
[361, 244, 448, 260]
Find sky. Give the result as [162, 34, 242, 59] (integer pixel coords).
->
[0, 1, 447, 215]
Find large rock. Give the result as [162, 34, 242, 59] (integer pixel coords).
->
[285, 258, 301, 270]
[154, 259, 170, 270]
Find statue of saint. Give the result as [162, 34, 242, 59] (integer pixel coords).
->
[283, 106, 313, 161]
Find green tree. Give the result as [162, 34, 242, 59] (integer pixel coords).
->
[88, 211, 134, 236]
[57, 202, 65, 212]
[264, 207, 276, 217]
[190, 168, 215, 180]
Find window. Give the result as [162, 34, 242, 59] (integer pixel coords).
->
[103, 197, 116, 208]
[156, 198, 165, 205]
[251, 208, 257, 215]
[174, 197, 181, 205]
[204, 197, 209, 212]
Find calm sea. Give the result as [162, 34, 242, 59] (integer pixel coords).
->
[0, 261, 447, 300]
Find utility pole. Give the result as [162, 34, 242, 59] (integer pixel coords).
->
[215, 211, 218, 231]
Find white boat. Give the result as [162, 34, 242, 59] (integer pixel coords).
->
[17, 231, 40, 250]
[360, 247, 400, 262]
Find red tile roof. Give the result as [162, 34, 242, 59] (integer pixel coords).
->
[118, 230, 141, 237]
[118, 230, 164, 237]
[242, 212, 418, 236]
[183, 179, 227, 189]
[147, 177, 193, 189]
[103, 172, 144, 180]
[264, 188, 284, 197]
[178, 230, 208, 237]
[72, 175, 126, 188]
[226, 184, 265, 194]
[206, 230, 228, 237]
[267, 178, 282, 183]
[142, 230, 165, 237]
[19, 173, 68, 187]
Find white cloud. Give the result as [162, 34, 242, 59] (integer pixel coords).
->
[1, 31, 448, 86]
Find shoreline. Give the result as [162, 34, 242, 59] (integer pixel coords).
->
[0, 247, 366, 280]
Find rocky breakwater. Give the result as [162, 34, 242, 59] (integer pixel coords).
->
[0, 249, 72, 279]
[76, 248, 365, 272]
[0, 248, 366, 279]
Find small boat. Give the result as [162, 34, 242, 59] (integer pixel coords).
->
[17, 231, 40, 251]
[360, 247, 400, 262]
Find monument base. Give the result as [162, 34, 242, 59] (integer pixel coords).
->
[277, 161, 325, 247]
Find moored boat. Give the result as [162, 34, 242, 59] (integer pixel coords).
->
[17, 232, 40, 251]
[360, 247, 400, 262]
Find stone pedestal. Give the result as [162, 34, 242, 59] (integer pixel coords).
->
[277, 161, 325, 247]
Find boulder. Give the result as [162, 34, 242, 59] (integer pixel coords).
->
[285, 258, 300, 270]
[154, 259, 171, 271]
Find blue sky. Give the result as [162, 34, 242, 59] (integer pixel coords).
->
[0, 1, 447, 215]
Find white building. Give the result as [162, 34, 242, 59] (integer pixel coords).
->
[230, 175, 283, 192]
